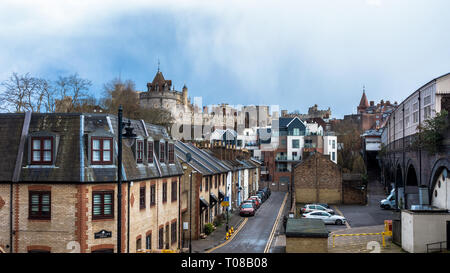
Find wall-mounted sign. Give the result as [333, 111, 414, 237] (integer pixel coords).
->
[94, 229, 112, 239]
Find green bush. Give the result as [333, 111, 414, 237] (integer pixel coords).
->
[204, 223, 214, 235]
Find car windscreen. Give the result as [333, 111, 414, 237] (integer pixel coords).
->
[242, 204, 253, 208]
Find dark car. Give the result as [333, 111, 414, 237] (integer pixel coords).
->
[262, 187, 271, 197]
[256, 191, 266, 202]
[240, 203, 256, 216]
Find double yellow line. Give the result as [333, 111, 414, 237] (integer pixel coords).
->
[263, 193, 288, 253]
[205, 217, 249, 253]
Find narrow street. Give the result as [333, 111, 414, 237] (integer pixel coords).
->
[211, 191, 287, 253]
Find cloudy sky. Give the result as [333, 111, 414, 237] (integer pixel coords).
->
[1, 0, 449, 118]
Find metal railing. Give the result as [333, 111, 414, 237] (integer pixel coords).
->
[426, 241, 447, 253]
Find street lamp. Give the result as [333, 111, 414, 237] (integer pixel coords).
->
[117, 106, 136, 253]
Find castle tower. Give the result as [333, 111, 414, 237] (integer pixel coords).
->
[182, 84, 188, 106]
[357, 86, 369, 114]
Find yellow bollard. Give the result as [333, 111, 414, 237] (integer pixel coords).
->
[231, 227, 234, 233]
[333, 235, 335, 248]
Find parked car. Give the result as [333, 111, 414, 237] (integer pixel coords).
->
[258, 189, 268, 200]
[380, 189, 396, 209]
[250, 195, 262, 204]
[302, 211, 346, 225]
[301, 204, 335, 215]
[249, 196, 261, 208]
[262, 187, 271, 197]
[317, 203, 330, 209]
[240, 203, 256, 216]
[242, 199, 258, 210]
[256, 191, 266, 203]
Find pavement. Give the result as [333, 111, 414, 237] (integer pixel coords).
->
[190, 209, 245, 253]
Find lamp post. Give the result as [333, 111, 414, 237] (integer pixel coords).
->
[117, 106, 136, 253]
[117, 105, 123, 253]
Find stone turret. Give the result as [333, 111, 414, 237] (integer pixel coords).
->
[182, 84, 188, 106]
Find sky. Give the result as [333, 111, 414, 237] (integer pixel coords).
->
[0, 0, 449, 118]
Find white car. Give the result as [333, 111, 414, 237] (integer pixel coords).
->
[250, 196, 262, 204]
[301, 204, 335, 215]
[302, 211, 346, 225]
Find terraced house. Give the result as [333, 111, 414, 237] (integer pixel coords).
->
[0, 112, 183, 253]
[175, 141, 230, 240]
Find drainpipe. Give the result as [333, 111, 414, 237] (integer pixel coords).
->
[11, 111, 32, 253]
[9, 181, 12, 253]
[418, 93, 422, 188]
[127, 181, 130, 253]
[178, 175, 181, 250]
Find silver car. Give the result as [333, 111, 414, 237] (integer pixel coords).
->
[301, 204, 335, 215]
[302, 211, 346, 225]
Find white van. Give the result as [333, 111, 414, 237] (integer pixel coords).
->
[380, 189, 396, 209]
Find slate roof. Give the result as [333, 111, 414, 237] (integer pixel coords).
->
[0, 112, 183, 183]
[285, 218, 329, 238]
[175, 141, 231, 175]
[0, 114, 27, 182]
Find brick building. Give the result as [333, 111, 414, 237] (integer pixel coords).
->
[343, 87, 397, 132]
[292, 153, 342, 205]
[175, 141, 260, 241]
[0, 112, 183, 253]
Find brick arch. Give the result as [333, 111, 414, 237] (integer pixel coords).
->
[91, 244, 115, 253]
[27, 245, 51, 253]
[428, 158, 450, 196]
[394, 163, 404, 187]
[405, 160, 420, 186]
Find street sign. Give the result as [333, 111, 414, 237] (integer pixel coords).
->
[183, 222, 189, 230]
[94, 229, 112, 239]
[221, 201, 229, 207]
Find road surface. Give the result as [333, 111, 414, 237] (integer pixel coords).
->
[211, 191, 287, 253]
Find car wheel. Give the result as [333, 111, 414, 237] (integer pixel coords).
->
[335, 219, 343, 225]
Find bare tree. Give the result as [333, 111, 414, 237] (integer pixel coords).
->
[101, 78, 174, 129]
[0, 73, 51, 113]
[101, 78, 140, 118]
[55, 73, 92, 112]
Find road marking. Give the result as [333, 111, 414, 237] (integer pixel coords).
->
[205, 217, 248, 253]
[333, 205, 351, 229]
[264, 192, 288, 253]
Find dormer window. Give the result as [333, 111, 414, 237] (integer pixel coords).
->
[168, 143, 175, 164]
[31, 137, 53, 165]
[148, 141, 154, 164]
[160, 142, 165, 163]
[92, 137, 113, 165]
[137, 140, 144, 163]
